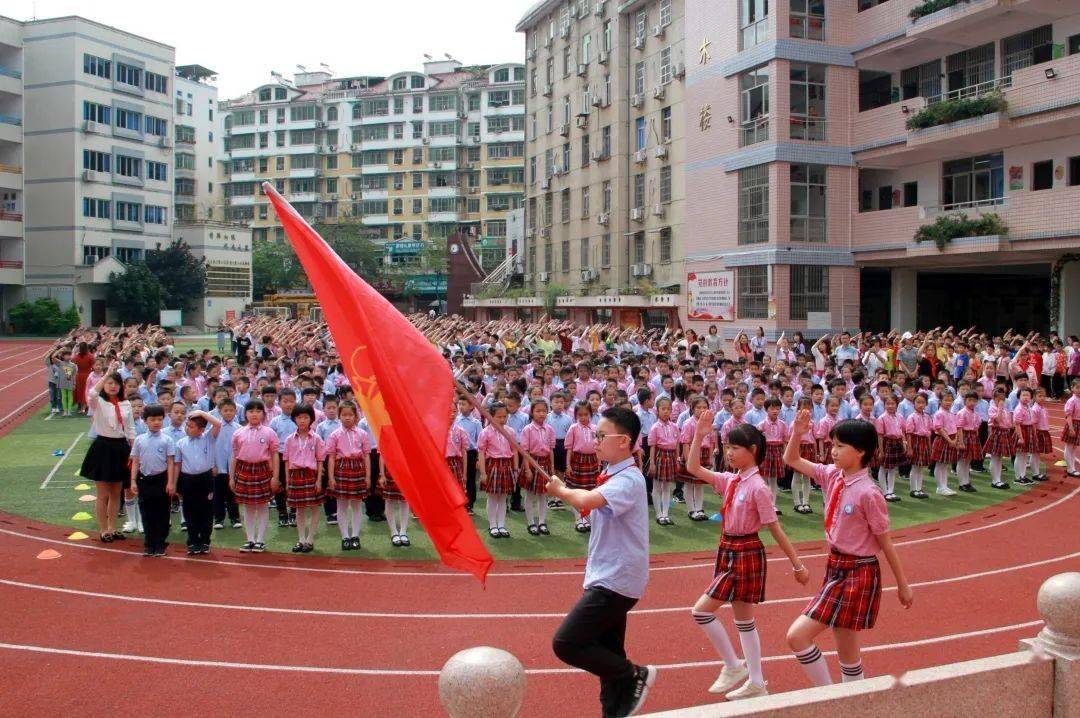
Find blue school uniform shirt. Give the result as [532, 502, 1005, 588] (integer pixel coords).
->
[636, 407, 658, 439]
[131, 430, 174, 476]
[175, 432, 215, 474]
[898, 398, 915, 420]
[811, 400, 827, 422]
[585, 457, 649, 600]
[676, 408, 692, 429]
[712, 409, 732, 431]
[214, 418, 241, 474]
[358, 417, 378, 450]
[196, 396, 212, 412]
[163, 423, 186, 446]
[316, 417, 341, 442]
[507, 409, 530, 435]
[545, 410, 573, 440]
[138, 385, 156, 406]
[1006, 387, 1022, 411]
[779, 402, 797, 426]
[269, 414, 297, 455]
[743, 406, 767, 426]
[953, 354, 971, 381]
[134, 418, 148, 436]
[453, 414, 482, 449]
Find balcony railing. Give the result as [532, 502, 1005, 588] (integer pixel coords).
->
[740, 116, 770, 147]
[0, 114, 21, 126]
[0, 260, 23, 268]
[0, 211, 23, 221]
[0, 66, 21, 79]
[0, 163, 21, 174]
[926, 76, 1011, 105]
[923, 196, 1005, 215]
[789, 116, 827, 141]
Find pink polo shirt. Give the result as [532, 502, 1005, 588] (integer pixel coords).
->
[977, 376, 996, 399]
[814, 415, 838, 441]
[720, 416, 745, 443]
[231, 424, 279, 462]
[283, 432, 325, 470]
[814, 464, 890, 557]
[708, 467, 777, 536]
[875, 412, 905, 438]
[905, 411, 932, 437]
[955, 407, 980, 433]
[1032, 403, 1050, 431]
[988, 404, 1013, 429]
[477, 424, 516, 459]
[325, 426, 370, 458]
[520, 421, 556, 456]
[933, 409, 958, 436]
[564, 422, 597, 454]
[648, 419, 680, 449]
[1065, 395, 1080, 422]
[446, 424, 470, 459]
[680, 416, 716, 448]
[1013, 403, 1034, 427]
[756, 417, 790, 444]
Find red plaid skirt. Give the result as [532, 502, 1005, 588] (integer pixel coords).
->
[520, 454, 552, 494]
[803, 549, 881, 631]
[705, 534, 767, 604]
[907, 434, 932, 467]
[330, 455, 368, 500]
[983, 427, 1017, 457]
[799, 442, 817, 461]
[287, 466, 324, 508]
[484, 456, 517, 495]
[652, 447, 678, 483]
[819, 440, 833, 464]
[1061, 418, 1080, 447]
[677, 445, 714, 484]
[446, 455, 466, 490]
[1036, 429, 1053, 455]
[960, 429, 982, 462]
[381, 467, 404, 501]
[567, 451, 600, 490]
[234, 459, 273, 505]
[760, 443, 785, 479]
[1018, 424, 1037, 453]
[879, 436, 906, 469]
[930, 434, 960, 465]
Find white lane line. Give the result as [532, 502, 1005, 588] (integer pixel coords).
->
[1, 552, 1074, 620]
[0, 620, 1043, 676]
[0, 391, 47, 426]
[0, 365, 45, 390]
[0, 483, 1076, 580]
[39, 432, 85, 489]
[0, 346, 47, 363]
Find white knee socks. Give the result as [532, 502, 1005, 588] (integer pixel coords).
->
[525, 490, 546, 526]
[909, 466, 923, 492]
[1030, 454, 1042, 477]
[124, 496, 143, 531]
[934, 463, 950, 491]
[1014, 454, 1028, 480]
[793, 474, 810, 508]
[254, 504, 269, 543]
[692, 611, 741, 669]
[766, 476, 778, 507]
[839, 660, 864, 682]
[990, 456, 1003, 484]
[877, 468, 888, 494]
[690, 483, 705, 514]
[794, 645, 832, 686]
[241, 504, 258, 543]
[387, 499, 408, 536]
[1066, 445, 1077, 473]
[486, 494, 500, 530]
[396, 500, 410, 537]
[957, 460, 971, 487]
[734, 619, 764, 686]
[349, 500, 363, 538]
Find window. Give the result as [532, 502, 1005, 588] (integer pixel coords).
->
[82, 198, 110, 219]
[581, 186, 590, 217]
[634, 173, 645, 208]
[878, 185, 893, 210]
[429, 120, 458, 137]
[633, 232, 645, 264]
[790, 63, 826, 141]
[488, 142, 524, 159]
[661, 107, 672, 142]
[740, 67, 769, 146]
[413, 198, 424, 214]
[635, 10, 648, 43]
[413, 96, 424, 113]
[602, 181, 611, 212]
[561, 188, 571, 222]
[659, 0, 672, 26]
[635, 117, 647, 151]
[563, 46, 573, 77]
[258, 88, 271, 102]
[942, 153, 1003, 207]
[901, 60, 941, 101]
[581, 134, 590, 166]
[945, 43, 994, 96]
[660, 166, 672, 203]
[603, 21, 612, 51]
[858, 0, 889, 9]
[278, 156, 286, 171]
[144, 116, 168, 136]
[789, 0, 825, 41]
[659, 227, 672, 262]
[601, 234, 611, 267]
[290, 104, 318, 121]
[116, 63, 142, 88]
[147, 161, 167, 181]
[1032, 160, 1053, 191]
[601, 125, 611, 157]
[561, 240, 571, 272]
[790, 164, 826, 242]
[393, 198, 403, 216]
[275, 87, 287, 100]
[790, 266, 829, 320]
[327, 178, 338, 194]
[634, 62, 646, 95]
[83, 245, 111, 264]
[144, 71, 168, 94]
[83, 101, 111, 124]
[741, 0, 769, 50]
[1001, 25, 1053, 79]
[430, 93, 457, 112]
[1071, 34, 1080, 56]
[83, 54, 110, 79]
[1070, 156, 1080, 186]
[231, 110, 256, 126]
[144, 205, 168, 225]
[290, 129, 316, 145]
[115, 200, 142, 223]
[82, 150, 111, 173]
[562, 142, 571, 172]
[115, 108, 142, 132]
[898, 182, 917, 207]
[582, 33, 592, 65]
[116, 155, 142, 179]
[739, 164, 769, 244]
[660, 47, 672, 84]
[737, 266, 768, 319]
[327, 106, 338, 122]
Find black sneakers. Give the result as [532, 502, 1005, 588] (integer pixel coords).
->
[623, 665, 657, 716]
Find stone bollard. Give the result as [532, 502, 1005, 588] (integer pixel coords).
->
[438, 646, 527, 718]
[1022, 572, 1080, 718]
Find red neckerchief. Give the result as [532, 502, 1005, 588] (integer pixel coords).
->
[824, 480, 843, 535]
[107, 395, 124, 430]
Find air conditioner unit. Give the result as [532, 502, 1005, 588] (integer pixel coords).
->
[634, 35, 646, 50]
[631, 207, 645, 221]
[569, 4, 579, 18]
[653, 85, 666, 100]
[590, 148, 603, 161]
[82, 169, 99, 182]
[634, 148, 647, 164]
[432, 161, 442, 168]
[631, 93, 644, 108]
[468, 187, 479, 195]
[631, 263, 653, 277]
[525, 227, 534, 238]
[523, 273, 532, 282]
[595, 0, 606, 15]
[493, 127, 505, 134]
[328, 145, 336, 152]
[422, 137, 430, 144]
[558, 123, 570, 136]
[654, 144, 669, 160]
[581, 267, 597, 282]
[598, 50, 609, 65]
[540, 178, 550, 189]
[544, 36, 552, 48]
[82, 120, 100, 134]
[652, 203, 665, 218]
[597, 212, 609, 226]
[559, 25, 569, 38]
[159, 136, 172, 148]
[591, 94, 604, 108]
[653, 24, 665, 38]
[576, 115, 588, 129]
[538, 271, 550, 282]
[527, 49, 537, 61]
[577, 63, 587, 77]
[315, 121, 327, 128]
[469, 135, 480, 144]
[539, 227, 550, 238]
[542, 83, 553, 97]
[552, 164, 563, 176]
[350, 143, 360, 151]
[674, 62, 686, 79]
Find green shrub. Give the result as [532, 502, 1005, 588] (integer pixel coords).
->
[909, 0, 961, 20]
[914, 212, 1008, 250]
[8, 298, 81, 335]
[906, 91, 1006, 130]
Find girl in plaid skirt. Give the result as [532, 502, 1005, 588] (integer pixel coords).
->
[680, 397, 717, 521]
[954, 392, 984, 493]
[904, 394, 933, 498]
[874, 395, 907, 503]
[564, 402, 600, 532]
[684, 412, 810, 701]
[478, 402, 520, 539]
[1032, 389, 1053, 481]
[519, 399, 555, 536]
[648, 397, 680, 526]
[983, 390, 1015, 490]
[1013, 389, 1036, 485]
[326, 402, 372, 550]
[930, 393, 962, 496]
[755, 399, 789, 516]
[1064, 380, 1080, 477]
[445, 421, 470, 493]
[228, 399, 279, 553]
[283, 404, 325, 553]
[792, 398, 818, 514]
[784, 411, 914, 689]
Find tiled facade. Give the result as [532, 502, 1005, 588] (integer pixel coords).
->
[0, 16, 24, 316]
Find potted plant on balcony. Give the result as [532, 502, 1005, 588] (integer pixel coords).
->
[913, 212, 1007, 251]
[905, 91, 1007, 131]
[909, 0, 966, 20]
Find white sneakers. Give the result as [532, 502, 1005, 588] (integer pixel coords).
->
[936, 487, 958, 496]
[726, 680, 768, 700]
[708, 663, 748, 694]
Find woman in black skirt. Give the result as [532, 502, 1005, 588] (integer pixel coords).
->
[80, 360, 135, 542]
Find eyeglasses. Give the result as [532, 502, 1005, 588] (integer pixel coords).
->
[594, 432, 630, 443]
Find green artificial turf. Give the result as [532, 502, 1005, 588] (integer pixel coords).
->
[0, 407, 1038, 561]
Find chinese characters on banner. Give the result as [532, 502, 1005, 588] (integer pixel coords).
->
[687, 271, 735, 321]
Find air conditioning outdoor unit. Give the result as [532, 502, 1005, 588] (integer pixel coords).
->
[634, 35, 646, 50]
[653, 203, 665, 218]
[653, 86, 666, 100]
[674, 62, 686, 79]
[422, 137, 430, 144]
[577, 64, 587, 77]
[544, 36, 552, 48]
[559, 25, 569, 38]
[653, 24, 665, 38]
[581, 267, 598, 282]
[82, 169, 99, 182]
[540, 178, 550, 189]
[526, 227, 534, 237]
[523, 273, 532, 282]
[654, 144, 669, 160]
[83, 120, 100, 134]
[527, 49, 537, 61]
[594, 0, 607, 16]
[631, 263, 652, 277]
[631, 93, 644, 108]
[540, 227, 550, 238]
[634, 148, 647, 164]
[630, 207, 645, 221]
[591, 95, 603, 107]
[538, 271, 550, 282]
[598, 50, 609, 65]
[576, 116, 588, 128]
[542, 83, 553, 97]
[315, 121, 327, 128]
[597, 212, 609, 226]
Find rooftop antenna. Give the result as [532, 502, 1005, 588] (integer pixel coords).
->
[423, 54, 433, 61]
[296, 64, 306, 73]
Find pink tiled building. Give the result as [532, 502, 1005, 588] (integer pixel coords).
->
[683, 0, 1080, 339]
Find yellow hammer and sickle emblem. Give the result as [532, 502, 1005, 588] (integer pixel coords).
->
[349, 344, 391, 441]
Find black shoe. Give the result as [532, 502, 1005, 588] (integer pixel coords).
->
[187, 546, 197, 555]
[301, 543, 313, 553]
[489, 528, 500, 538]
[153, 547, 167, 557]
[528, 524, 540, 536]
[991, 481, 1010, 489]
[538, 523, 550, 535]
[775, 507, 783, 516]
[240, 541, 254, 553]
[400, 535, 411, 546]
[624, 665, 657, 716]
[392, 535, 403, 546]
[112, 531, 127, 541]
[341, 538, 352, 551]
[142, 547, 154, 556]
[350, 536, 360, 550]
[574, 522, 587, 533]
[885, 493, 902, 502]
[327, 515, 338, 525]
[292, 542, 304, 553]
[278, 516, 289, 527]
[958, 484, 976, 493]
[288, 515, 297, 526]
[252, 542, 265, 553]
[1016, 477, 1035, 485]
[917, 490, 930, 499]
[498, 528, 509, 539]
[1034, 474, 1049, 482]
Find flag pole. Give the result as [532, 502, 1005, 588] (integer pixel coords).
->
[454, 382, 554, 481]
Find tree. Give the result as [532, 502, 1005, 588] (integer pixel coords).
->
[8, 298, 80, 334]
[144, 240, 207, 311]
[251, 238, 306, 300]
[106, 264, 163, 325]
[316, 220, 384, 281]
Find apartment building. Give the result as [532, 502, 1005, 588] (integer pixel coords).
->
[0, 16, 24, 317]
[500, 0, 687, 329]
[220, 59, 526, 277]
[683, 0, 1080, 338]
[19, 16, 175, 325]
[173, 64, 221, 221]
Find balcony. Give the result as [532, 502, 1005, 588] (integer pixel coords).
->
[0, 67, 20, 95]
[228, 171, 255, 183]
[0, 163, 21, 191]
[0, 210, 20, 238]
[740, 117, 769, 147]
[287, 192, 319, 203]
[0, 258, 23, 285]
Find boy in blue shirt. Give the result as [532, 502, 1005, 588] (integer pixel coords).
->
[212, 399, 242, 531]
[270, 389, 299, 527]
[172, 409, 222, 555]
[129, 405, 175, 557]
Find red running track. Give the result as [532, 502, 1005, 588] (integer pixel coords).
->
[0, 340, 55, 437]
[0, 345, 1075, 716]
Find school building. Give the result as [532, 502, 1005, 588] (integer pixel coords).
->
[479, 0, 1080, 336]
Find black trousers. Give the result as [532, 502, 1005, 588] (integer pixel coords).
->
[212, 472, 239, 524]
[321, 458, 337, 519]
[365, 450, 386, 519]
[553, 439, 567, 474]
[136, 471, 170, 552]
[465, 448, 479, 509]
[641, 441, 653, 501]
[553, 586, 639, 717]
[275, 456, 291, 519]
[177, 471, 214, 548]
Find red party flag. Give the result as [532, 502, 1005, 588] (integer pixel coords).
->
[263, 182, 493, 585]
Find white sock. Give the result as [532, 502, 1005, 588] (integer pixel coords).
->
[887, 468, 898, 495]
[255, 505, 269, 543]
[398, 500, 410, 536]
[909, 466, 922, 492]
[794, 645, 832, 686]
[307, 507, 319, 544]
[1066, 445, 1077, 473]
[524, 492, 536, 526]
[535, 491, 548, 525]
[957, 460, 971, 486]
[877, 468, 888, 493]
[766, 476, 778, 507]
[495, 495, 507, 530]
[337, 502, 351, 539]
[692, 483, 705, 513]
[692, 611, 741, 668]
[652, 481, 664, 519]
[486, 494, 499, 530]
[1014, 454, 1027, 479]
[934, 463, 949, 491]
[734, 619, 764, 686]
[349, 500, 363, 539]
[660, 482, 672, 518]
[839, 660, 864, 682]
[386, 500, 400, 536]
[124, 497, 140, 529]
[990, 456, 1002, 484]
[241, 504, 257, 542]
[1030, 454, 1042, 476]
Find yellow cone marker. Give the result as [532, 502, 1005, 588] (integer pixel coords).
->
[74, 483, 91, 490]
[1055, 460, 1066, 467]
[67, 531, 89, 541]
[78, 494, 96, 503]
[71, 511, 92, 521]
[37, 549, 61, 560]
